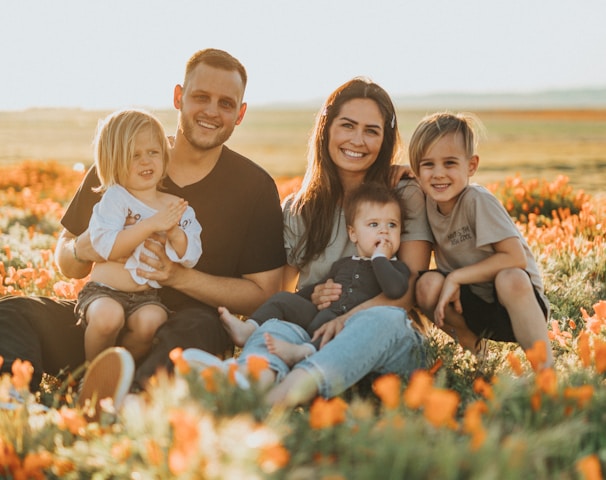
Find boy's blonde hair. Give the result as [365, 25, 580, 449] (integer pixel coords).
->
[94, 109, 170, 192]
[408, 112, 483, 176]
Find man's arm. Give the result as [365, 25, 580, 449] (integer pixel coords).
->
[137, 237, 283, 315]
[55, 229, 102, 279]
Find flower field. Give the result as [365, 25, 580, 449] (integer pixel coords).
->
[1, 161, 605, 479]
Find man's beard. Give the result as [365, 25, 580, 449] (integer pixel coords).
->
[178, 113, 233, 151]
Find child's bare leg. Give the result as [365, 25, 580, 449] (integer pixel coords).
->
[122, 305, 168, 362]
[496, 268, 554, 367]
[264, 332, 315, 367]
[416, 272, 479, 351]
[218, 306, 257, 347]
[265, 367, 319, 407]
[84, 297, 125, 362]
[440, 314, 480, 352]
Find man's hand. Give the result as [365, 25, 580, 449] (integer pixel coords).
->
[311, 315, 346, 348]
[137, 233, 181, 286]
[310, 278, 342, 310]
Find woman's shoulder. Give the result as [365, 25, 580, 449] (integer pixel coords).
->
[395, 178, 424, 201]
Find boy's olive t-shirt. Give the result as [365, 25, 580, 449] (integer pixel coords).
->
[425, 184, 549, 316]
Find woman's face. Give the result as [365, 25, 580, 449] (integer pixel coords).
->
[328, 98, 385, 181]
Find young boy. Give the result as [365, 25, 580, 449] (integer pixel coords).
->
[219, 182, 410, 366]
[409, 112, 553, 367]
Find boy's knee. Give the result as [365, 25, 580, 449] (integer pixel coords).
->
[415, 272, 443, 307]
[495, 268, 532, 296]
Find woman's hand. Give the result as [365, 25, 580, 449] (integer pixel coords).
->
[311, 279, 342, 310]
[311, 315, 346, 348]
[389, 164, 415, 187]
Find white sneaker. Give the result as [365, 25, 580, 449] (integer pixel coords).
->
[181, 349, 250, 389]
[77, 347, 135, 422]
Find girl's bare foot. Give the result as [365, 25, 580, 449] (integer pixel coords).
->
[264, 332, 315, 367]
[218, 306, 257, 347]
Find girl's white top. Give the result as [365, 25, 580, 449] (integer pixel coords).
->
[89, 185, 202, 288]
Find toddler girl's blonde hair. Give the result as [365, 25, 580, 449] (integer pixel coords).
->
[94, 108, 170, 192]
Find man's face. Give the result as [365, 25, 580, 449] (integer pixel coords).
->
[174, 63, 246, 151]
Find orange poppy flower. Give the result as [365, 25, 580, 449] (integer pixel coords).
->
[110, 438, 132, 462]
[577, 331, 592, 368]
[548, 320, 572, 348]
[423, 388, 459, 429]
[247, 355, 269, 381]
[169, 348, 190, 375]
[11, 358, 33, 391]
[168, 409, 199, 475]
[535, 368, 557, 396]
[403, 370, 433, 410]
[564, 385, 594, 409]
[463, 401, 488, 451]
[594, 338, 606, 374]
[200, 367, 219, 393]
[428, 358, 443, 375]
[57, 406, 88, 435]
[576, 454, 603, 480]
[372, 373, 401, 410]
[21, 450, 53, 477]
[593, 301, 606, 320]
[146, 439, 163, 466]
[309, 397, 348, 429]
[525, 340, 547, 372]
[506, 352, 524, 376]
[472, 377, 494, 400]
[258, 443, 290, 473]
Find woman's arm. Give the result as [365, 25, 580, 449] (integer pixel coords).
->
[311, 239, 432, 347]
[282, 264, 300, 292]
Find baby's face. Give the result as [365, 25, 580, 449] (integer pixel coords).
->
[348, 201, 401, 258]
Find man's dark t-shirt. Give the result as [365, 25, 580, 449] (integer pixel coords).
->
[62, 146, 286, 310]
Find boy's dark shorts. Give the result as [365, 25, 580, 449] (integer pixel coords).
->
[75, 281, 170, 327]
[419, 270, 548, 342]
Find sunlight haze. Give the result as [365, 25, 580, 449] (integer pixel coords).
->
[2, 0, 605, 110]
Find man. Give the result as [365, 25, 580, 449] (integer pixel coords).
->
[0, 49, 286, 400]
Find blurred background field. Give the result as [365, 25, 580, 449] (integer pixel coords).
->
[0, 107, 605, 195]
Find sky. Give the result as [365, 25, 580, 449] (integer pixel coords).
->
[2, 0, 606, 111]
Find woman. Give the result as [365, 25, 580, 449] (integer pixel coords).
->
[190, 77, 433, 406]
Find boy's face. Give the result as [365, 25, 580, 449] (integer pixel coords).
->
[348, 201, 401, 258]
[416, 131, 479, 215]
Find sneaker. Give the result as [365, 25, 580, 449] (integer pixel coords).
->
[181, 348, 250, 389]
[77, 347, 135, 422]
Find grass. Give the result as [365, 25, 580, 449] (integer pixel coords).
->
[1, 107, 605, 193]
[0, 159, 604, 478]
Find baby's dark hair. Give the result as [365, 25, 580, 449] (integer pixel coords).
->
[344, 182, 403, 227]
